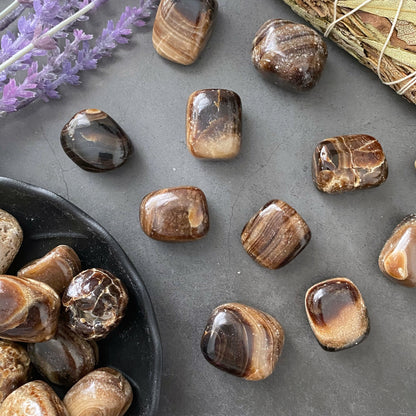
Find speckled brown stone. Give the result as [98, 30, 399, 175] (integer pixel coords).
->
[379, 215, 416, 287]
[241, 200, 311, 269]
[305, 277, 370, 351]
[187, 89, 242, 160]
[201, 303, 284, 380]
[312, 134, 388, 193]
[140, 186, 209, 241]
[152, 0, 218, 65]
[252, 19, 327, 91]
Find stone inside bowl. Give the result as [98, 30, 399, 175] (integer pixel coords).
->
[0, 176, 162, 416]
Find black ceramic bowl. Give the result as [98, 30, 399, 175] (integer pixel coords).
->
[0, 176, 162, 416]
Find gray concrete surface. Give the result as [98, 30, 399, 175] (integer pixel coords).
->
[1, 0, 416, 415]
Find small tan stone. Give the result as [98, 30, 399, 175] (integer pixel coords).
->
[0, 209, 23, 274]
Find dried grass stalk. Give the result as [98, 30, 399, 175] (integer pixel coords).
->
[280, 0, 416, 104]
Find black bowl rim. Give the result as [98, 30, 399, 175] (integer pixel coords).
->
[0, 176, 162, 416]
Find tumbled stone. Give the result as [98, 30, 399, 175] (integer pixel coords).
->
[18, 245, 81, 295]
[241, 200, 311, 269]
[252, 19, 327, 91]
[201, 302, 284, 380]
[0, 340, 31, 404]
[152, 0, 218, 65]
[305, 278, 370, 351]
[379, 215, 416, 287]
[0, 209, 23, 274]
[140, 186, 209, 241]
[187, 89, 242, 160]
[61, 109, 133, 172]
[312, 134, 388, 193]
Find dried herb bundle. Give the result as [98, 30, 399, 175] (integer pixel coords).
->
[280, 0, 416, 104]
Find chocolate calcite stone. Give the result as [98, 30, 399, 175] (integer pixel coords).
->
[305, 278, 370, 351]
[140, 186, 209, 241]
[201, 303, 284, 380]
[62, 268, 129, 340]
[18, 245, 81, 295]
[0, 381, 68, 416]
[0, 209, 23, 274]
[312, 134, 388, 193]
[61, 109, 133, 172]
[152, 0, 218, 65]
[252, 19, 327, 91]
[27, 322, 98, 386]
[379, 215, 416, 287]
[0, 340, 31, 404]
[187, 89, 242, 160]
[241, 200, 311, 269]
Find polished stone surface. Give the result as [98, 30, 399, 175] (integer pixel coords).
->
[0, 381, 67, 416]
[61, 109, 133, 172]
[0, 275, 60, 343]
[140, 186, 209, 241]
[0, 341, 30, 404]
[305, 278, 370, 351]
[379, 214, 416, 287]
[2, 0, 416, 414]
[153, 0, 218, 65]
[18, 245, 81, 295]
[252, 19, 327, 91]
[312, 134, 388, 193]
[62, 268, 129, 340]
[64, 368, 133, 416]
[187, 89, 242, 159]
[201, 302, 284, 380]
[27, 322, 98, 386]
[0, 209, 22, 275]
[241, 200, 311, 269]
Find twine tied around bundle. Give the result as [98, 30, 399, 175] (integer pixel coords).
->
[324, 0, 416, 95]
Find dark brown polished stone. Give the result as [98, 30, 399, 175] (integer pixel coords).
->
[27, 322, 98, 386]
[0, 340, 31, 404]
[252, 19, 327, 91]
[152, 0, 218, 65]
[0, 275, 60, 343]
[186, 89, 242, 160]
[62, 268, 129, 340]
[305, 278, 370, 351]
[241, 200, 311, 269]
[18, 245, 81, 295]
[140, 186, 209, 241]
[61, 109, 133, 172]
[379, 215, 416, 287]
[201, 302, 284, 380]
[312, 134, 388, 193]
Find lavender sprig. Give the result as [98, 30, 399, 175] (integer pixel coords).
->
[0, 3, 27, 32]
[0, 0, 157, 113]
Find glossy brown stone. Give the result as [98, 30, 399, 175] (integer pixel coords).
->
[201, 303, 284, 380]
[241, 200, 311, 269]
[27, 322, 98, 386]
[0, 340, 31, 404]
[0, 380, 68, 416]
[62, 268, 129, 340]
[0, 275, 60, 343]
[186, 89, 242, 160]
[18, 245, 81, 295]
[312, 134, 388, 193]
[140, 186, 209, 241]
[305, 278, 370, 351]
[379, 215, 416, 287]
[152, 0, 218, 65]
[63, 367, 133, 416]
[252, 19, 327, 91]
[0, 209, 23, 274]
[61, 109, 133, 172]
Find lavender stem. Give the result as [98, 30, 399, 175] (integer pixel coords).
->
[0, 0, 19, 21]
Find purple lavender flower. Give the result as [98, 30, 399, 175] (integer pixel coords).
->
[0, 0, 158, 114]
